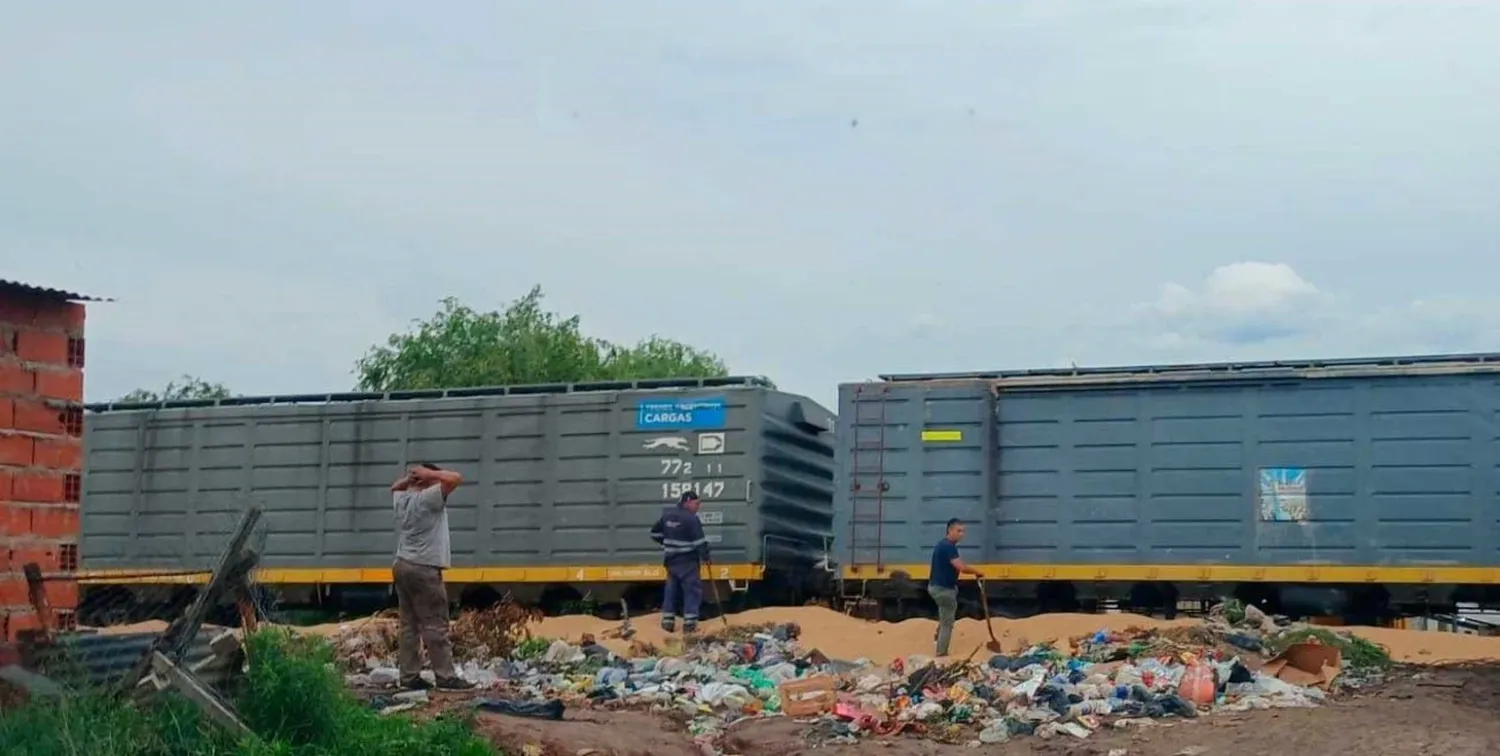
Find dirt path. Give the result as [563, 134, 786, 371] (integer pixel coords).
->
[471, 665, 1500, 756]
[472, 708, 704, 756]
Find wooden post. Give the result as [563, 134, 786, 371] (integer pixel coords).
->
[235, 585, 259, 635]
[150, 652, 251, 736]
[22, 563, 54, 643]
[163, 507, 263, 660]
[117, 504, 262, 695]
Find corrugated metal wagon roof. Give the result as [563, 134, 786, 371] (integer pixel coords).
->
[876, 351, 1500, 387]
[85, 374, 776, 412]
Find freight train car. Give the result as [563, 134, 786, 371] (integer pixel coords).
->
[833, 353, 1500, 623]
[76, 377, 836, 624]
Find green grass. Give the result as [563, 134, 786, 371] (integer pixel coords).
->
[513, 637, 551, 662]
[1269, 626, 1393, 671]
[0, 628, 500, 756]
[0, 689, 233, 755]
[1216, 598, 1247, 624]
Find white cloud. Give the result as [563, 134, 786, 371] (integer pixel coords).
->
[1197, 262, 1321, 314]
[1134, 262, 1500, 361]
[1137, 261, 1330, 347]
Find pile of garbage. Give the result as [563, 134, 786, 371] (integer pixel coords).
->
[335, 604, 1390, 753]
[334, 599, 542, 686]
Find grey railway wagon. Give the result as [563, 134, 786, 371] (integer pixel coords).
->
[834, 353, 1500, 609]
[80, 377, 836, 588]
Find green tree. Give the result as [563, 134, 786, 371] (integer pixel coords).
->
[355, 286, 731, 390]
[117, 375, 233, 403]
[600, 335, 727, 380]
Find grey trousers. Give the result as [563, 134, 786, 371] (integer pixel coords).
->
[928, 584, 958, 656]
[392, 557, 457, 681]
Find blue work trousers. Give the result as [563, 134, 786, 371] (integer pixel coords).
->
[661, 560, 703, 631]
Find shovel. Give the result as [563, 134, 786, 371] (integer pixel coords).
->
[977, 579, 1003, 654]
[707, 564, 730, 628]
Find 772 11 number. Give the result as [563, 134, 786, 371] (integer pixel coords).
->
[659, 459, 724, 476]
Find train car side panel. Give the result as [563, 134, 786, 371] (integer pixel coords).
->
[82, 382, 836, 585]
[836, 359, 1500, 582]
[834, 382, 993, 573]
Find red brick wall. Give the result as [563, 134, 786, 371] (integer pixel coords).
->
[0, 293, 84, 640]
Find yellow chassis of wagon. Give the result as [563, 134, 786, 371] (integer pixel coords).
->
[840, 563, 1500, 584]
[76, 563, 767, 585]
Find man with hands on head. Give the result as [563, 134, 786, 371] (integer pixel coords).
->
[390, 462, 474, 691]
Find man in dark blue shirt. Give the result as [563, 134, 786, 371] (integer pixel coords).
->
[929, 518, 982, 656]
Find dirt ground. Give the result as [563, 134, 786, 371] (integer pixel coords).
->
[94, 606, 1500, 665]
[471, 708, 706, 756]
[468, 664, 1500, 756]
[98, 607, 1500, 753]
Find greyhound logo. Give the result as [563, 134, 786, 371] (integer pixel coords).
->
[643, 436, 690, 452]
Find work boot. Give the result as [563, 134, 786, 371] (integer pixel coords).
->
[661, 617, 677, 633]
[435, 676, 476, 691]
[683, 620, 699, 635]
[400, 676, 432, 691]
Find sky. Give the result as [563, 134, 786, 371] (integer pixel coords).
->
[3, 1, 1498, 409]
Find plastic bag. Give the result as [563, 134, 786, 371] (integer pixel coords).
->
[979, 721, 1011, 744]
[471, 697, 565, 721]
[697, 682, 753, 708]
[1113, 664, 1143, 688]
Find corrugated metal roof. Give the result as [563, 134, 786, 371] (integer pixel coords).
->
[876, 351, 1500, 386]
[85, 374, 774, 412]
[31, 630, 226, 690]
[0, 278, 111, 302]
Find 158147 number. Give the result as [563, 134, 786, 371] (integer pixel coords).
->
[662, 481, 726, 499]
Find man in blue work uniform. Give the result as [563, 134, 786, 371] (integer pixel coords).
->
[929, 518, 983, 656]
[650, 491, 710, 633]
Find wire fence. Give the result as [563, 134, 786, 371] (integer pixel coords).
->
[77, 505, 277, 614]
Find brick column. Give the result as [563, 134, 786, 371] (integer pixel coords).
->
[0, 295, 84, 640]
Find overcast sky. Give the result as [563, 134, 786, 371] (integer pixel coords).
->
[3, 1, 1497, 408]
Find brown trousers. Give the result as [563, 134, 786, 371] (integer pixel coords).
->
[392, 557, 456, 681]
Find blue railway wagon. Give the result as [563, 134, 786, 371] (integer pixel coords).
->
[834, 353, 1500, 619]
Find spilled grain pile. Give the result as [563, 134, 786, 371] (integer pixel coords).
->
[87, 607, 1500, 666]
[527, 607, 1500, 665]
